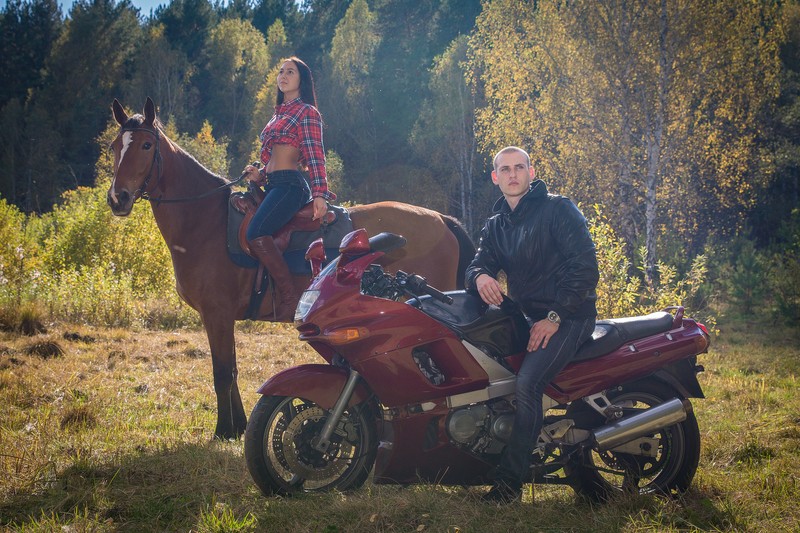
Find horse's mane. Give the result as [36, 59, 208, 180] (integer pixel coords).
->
[122, 114, 232, 187]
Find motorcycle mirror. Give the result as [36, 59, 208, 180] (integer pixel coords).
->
[305, 238, 326, 278]
[339, 228, 371, 256]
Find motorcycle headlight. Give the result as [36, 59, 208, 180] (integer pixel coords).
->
[294, 290, 320, 323]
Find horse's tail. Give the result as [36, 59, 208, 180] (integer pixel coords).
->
[442, 215, 476, 289]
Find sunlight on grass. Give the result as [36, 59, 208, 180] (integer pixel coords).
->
[1, 317, 798, 531]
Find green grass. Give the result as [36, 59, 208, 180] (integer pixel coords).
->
[0, 316, 798, 532]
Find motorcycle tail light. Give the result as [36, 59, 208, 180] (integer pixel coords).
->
[697, 322, 709, 336]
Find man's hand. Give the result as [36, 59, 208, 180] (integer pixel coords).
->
[528, 319, 559, 352]
[476, 273, 504, 306]
[311, 196, 327, 221]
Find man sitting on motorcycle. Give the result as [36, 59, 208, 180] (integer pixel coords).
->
[466, 146, 600, 504]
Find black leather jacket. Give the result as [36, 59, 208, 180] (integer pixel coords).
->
[465, 180, 599, 320]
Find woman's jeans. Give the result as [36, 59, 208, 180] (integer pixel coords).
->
[495, 316, 596, 488]
[246, 170, 311, 241]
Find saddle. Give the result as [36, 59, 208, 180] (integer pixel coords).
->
[230, 189, 338, 256]
[227, 187, 352, 272]
[227, 187, 352, 320]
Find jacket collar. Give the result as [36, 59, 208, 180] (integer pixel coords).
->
[492, 179, 549, 216]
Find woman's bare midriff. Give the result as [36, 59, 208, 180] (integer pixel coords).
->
[265, 144, 302, 173]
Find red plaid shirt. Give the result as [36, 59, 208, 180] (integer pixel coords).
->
[259, 98, 335, 201]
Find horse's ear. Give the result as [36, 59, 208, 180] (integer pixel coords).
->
[144, 97, 156, 127]
[112, 99, 128, 126]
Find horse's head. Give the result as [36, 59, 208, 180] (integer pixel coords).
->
[107, 97, 162, 216]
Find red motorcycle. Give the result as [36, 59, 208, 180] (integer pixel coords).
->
[244, 230, 711, 501]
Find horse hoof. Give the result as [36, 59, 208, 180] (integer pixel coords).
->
[212, 431, 243, 441]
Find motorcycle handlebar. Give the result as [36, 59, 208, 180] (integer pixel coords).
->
[396, 271, 453, 305]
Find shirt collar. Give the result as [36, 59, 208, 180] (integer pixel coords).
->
[278, 97, 303, 109]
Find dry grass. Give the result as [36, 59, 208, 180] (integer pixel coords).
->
[0, 316, 798, 532]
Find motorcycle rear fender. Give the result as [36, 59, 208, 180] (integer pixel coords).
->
[255, 364, 373, 410]
[649, 358, 705, 399]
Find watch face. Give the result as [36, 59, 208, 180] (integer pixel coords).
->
[548, 311, 560, 323]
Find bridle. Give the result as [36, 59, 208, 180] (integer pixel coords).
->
[116, 126, 162, 203]
[115, 126, 246, 206]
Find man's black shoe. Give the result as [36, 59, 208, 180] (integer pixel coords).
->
[480, 481, 521, 505]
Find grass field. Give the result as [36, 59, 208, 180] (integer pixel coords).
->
[1, 316, 798, 532]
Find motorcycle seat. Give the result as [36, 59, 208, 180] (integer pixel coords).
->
[410, 293, 676, 363]
[572, 311, 675, 362]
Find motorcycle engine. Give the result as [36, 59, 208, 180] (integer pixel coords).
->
[446, 402, 514, 454]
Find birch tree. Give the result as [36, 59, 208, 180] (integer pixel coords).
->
[469, 0, 783, 280]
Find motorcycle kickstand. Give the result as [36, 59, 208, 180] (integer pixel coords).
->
[313, 369, 361, 453]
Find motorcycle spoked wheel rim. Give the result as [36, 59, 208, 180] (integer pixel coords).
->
[264, 397, 369, 490]
[574, 384, 699, 498]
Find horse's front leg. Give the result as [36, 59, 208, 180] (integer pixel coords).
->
[203, 314, 247, 439]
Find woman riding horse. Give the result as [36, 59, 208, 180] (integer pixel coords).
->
[243, 57, 334, 321]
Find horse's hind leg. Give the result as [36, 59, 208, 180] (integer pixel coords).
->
[204, 315, 247, 439]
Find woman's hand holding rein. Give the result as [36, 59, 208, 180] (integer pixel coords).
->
[312, 196, 327, 221]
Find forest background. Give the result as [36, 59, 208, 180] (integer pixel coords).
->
[1, 2, 800, 530]
[0, 0, 799, 329]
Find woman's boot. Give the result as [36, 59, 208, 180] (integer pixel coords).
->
[248, 235, 300, 322]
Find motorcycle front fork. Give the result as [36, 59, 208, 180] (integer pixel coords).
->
[312, 369, 362, 453]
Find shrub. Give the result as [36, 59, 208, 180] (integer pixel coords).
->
[38, 185, 174, 296]
[0, 199, 42, 309]
[588, 206, 713, 328]
[723, 237, 768, 315]
[767, 209, 800, 325]
[36, 262, 138, 327]
[588, 206, 639, 319]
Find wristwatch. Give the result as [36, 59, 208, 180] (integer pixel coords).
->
[547, 310, 561, 325]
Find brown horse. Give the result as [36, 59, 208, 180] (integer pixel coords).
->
[106, 98, 475, 439]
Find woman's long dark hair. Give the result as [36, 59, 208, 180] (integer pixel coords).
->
[276, 56, 318, 108]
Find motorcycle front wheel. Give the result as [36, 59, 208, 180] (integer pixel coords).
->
[566, 379, 701, 501]
[244, 395, 378, 496]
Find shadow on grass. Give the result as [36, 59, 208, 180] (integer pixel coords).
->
[0, 441, 250, 531]
[678, 488, 746, 531]
[599, 487, 745, 532]
[0, 443, 744, 532]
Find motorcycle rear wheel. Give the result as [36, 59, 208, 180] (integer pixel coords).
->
[567, 379, 701, 501]
[244, 395, 378, 496]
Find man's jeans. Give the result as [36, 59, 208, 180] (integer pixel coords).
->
[495, 316, 595, 488]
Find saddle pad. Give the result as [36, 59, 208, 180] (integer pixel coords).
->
[227, 195, 353, 273]
[286, 204, 353, 252]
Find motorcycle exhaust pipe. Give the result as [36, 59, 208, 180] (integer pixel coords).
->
[592, 398, 691, 451]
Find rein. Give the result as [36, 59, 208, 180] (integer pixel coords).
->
[119, 126, 246, 206]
